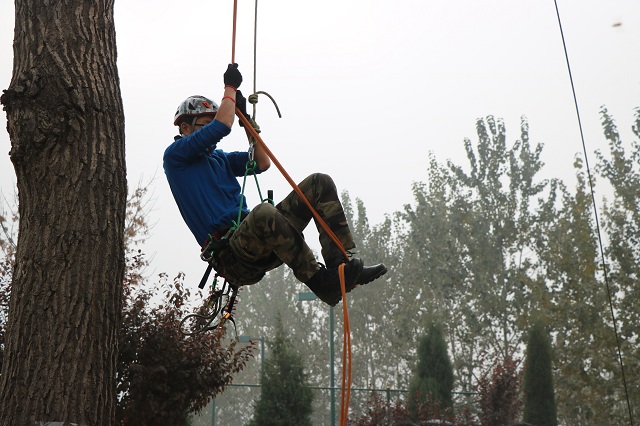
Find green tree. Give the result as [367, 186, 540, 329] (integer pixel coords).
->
[397, 154, 474, 394]
[534, 161, 617, 425]
[407, 322, 454, 417]
[396, 116, 550, 399]
[595, 105, 640, 423]
[447, 116, 547, 358]
[522, 321, 557, 426]
[340, 191, 402, 396]
[211, 263, 325, 425]
[0, 1, 126, 423]
[248, 314, 314, 426]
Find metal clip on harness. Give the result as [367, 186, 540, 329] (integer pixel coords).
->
[179, 275, 239, 336]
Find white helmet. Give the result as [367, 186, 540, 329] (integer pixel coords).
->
[173, 95, 219, 126]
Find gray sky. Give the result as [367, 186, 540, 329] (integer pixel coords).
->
[1, 0, 639, 285]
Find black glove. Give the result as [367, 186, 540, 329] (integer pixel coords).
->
[223, 63, 242, 89]
[236, 90, 251, 126]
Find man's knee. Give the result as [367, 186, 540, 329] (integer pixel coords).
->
[250, 202, 277, 226]
[300, 173, 337, 198]
[310, 172, 333, 187]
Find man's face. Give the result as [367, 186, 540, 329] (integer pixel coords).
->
[182, 115, 215, 136]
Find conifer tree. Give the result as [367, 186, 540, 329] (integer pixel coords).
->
[522, 321, 557, 426]
[407, 322, 454, 418]
[248, 314, 314, 426]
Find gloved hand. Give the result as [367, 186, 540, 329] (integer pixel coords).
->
[236, 90, 251, 126]
[223, 63, 242, 89]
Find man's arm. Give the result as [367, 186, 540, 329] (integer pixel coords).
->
[215, 90, 238, 129]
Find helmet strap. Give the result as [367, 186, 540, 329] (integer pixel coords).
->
[179, 116, 198, 135]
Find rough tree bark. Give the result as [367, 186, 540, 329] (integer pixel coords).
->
[0, 1, 126, 424]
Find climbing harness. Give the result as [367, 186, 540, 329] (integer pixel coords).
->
[178, 225, 241, 336]
[183, 154, 273, 336]
[179, 275, 239, 335]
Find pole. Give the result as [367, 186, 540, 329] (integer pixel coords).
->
[211, 397, 216, 426]
[386, 388, 391, 426]
[260, 336, 265, 382]
[330, 305, 335, 426]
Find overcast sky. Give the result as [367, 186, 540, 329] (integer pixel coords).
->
[1, 0, 639, 285]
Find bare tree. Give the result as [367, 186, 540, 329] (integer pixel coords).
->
[0, 1, 126, 424]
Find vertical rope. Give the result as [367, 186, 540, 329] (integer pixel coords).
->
[339, 264, 353, 426]
[252, 0, 258, 118]
[553, 1, 634, 424]
[253, 0, 258, 93]
[230, 6, 353, 425]
[231, 0, 238, 63]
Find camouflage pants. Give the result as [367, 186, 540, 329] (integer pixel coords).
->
[214, 173, 355, 286]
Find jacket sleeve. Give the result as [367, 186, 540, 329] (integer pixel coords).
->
[164, 120, 231, 164]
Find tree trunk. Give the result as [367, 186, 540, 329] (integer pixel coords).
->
[0, 1, 126, 424]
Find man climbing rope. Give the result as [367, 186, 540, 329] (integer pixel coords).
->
[163, 64, 387, 306]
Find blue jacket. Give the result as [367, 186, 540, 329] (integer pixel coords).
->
[163, 120, 261, 244]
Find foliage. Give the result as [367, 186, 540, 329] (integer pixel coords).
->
[595, 106, 640, 424]
[534, 159, 616, 424]
[0, 254, 6, 374]
[349, 391, 456, 426]
[522, 321, 557, 426]
[117, 185, 255, 425]
[476, 355, 523, 426]
[348, 391, 390, 426]
[0, 184, 253, 425]
[446, 116, 546, 358]
[215, 109, 639, 425]
[350, 355, 523, 426]
[117, 271, 254, 426]
[247, 313, 314, 426]
[407, 322, 454, 417]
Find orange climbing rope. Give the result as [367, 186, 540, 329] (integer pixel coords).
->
[237, 112, 349, 258]
[230, 2, 353, 423]
[338, 264, 352, 426]
[237, 109, 353, 424]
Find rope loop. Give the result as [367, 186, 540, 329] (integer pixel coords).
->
[253, 90, 282, 118]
